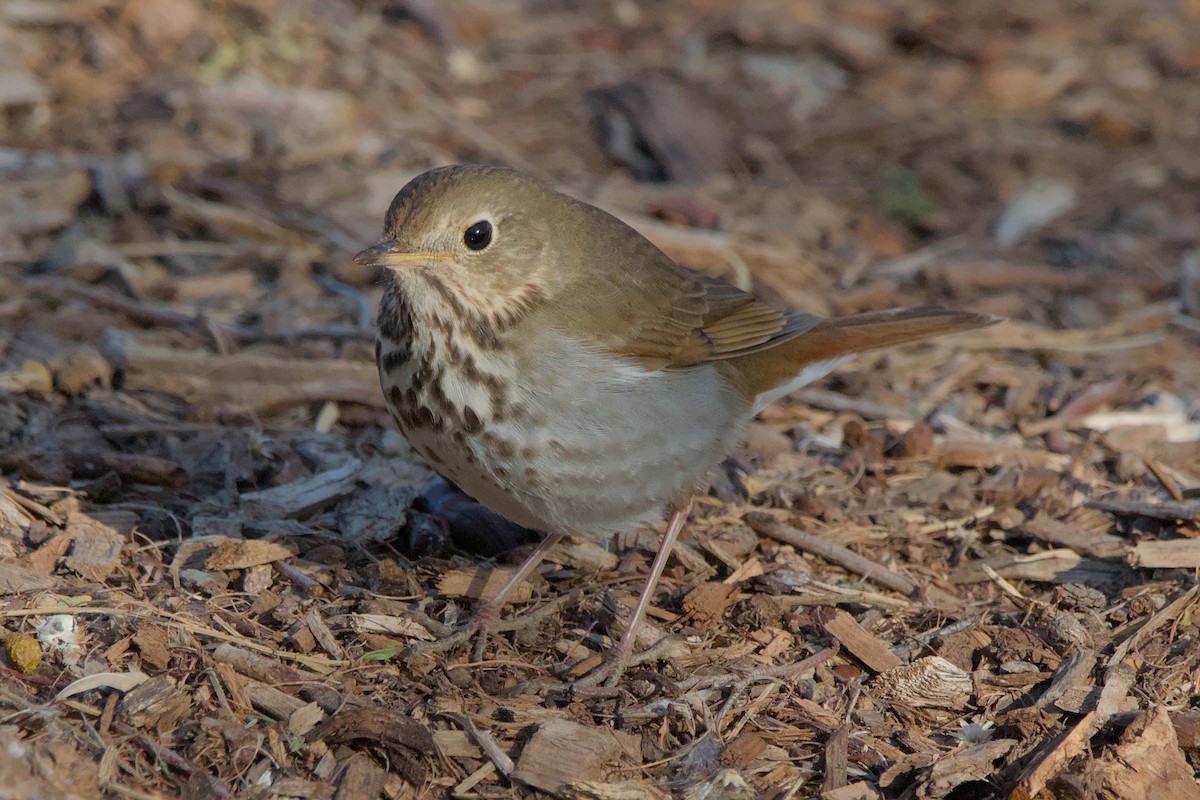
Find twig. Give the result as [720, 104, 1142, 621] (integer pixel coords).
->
[1086, 496, 1200, 522]
[745, 512, 920, 597]
[439, 712, 515, 777]
[1020, 378, 1127, 436]
[792, 388, 913, 421]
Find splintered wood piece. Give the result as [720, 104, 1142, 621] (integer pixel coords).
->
[1099, 707, 1200, 800]
[511, 719, 640, 793]
[100, 329, 382, 413]
[0, 562, 59, 595]
[437, 567, 535, 604]
[951, 549, 1128, 586]
[243, 679, 306, 720]
[119, 675, 192, 734]
[1010, 662, 1136, 800]
[819, 609, 903, 673]
[1035, 649, 1096, 711]
[546, 539, 619, 571]
[351, 613, 436, 641]
[1088, 496, 1200, 522]
[1109, 586, 1200, 668]
[822, 783, 883, 800]
[205, 538, 297, 570]
[919, 740, 1016, 799]
[683, 581, 737, 628]
[63, 513, 124, 581]
[822, 723, 850, 792]
[238, 460, 362, 521]
[873, 656, 972, 710]
[433, 730, 483, 760]
[933, 440, 1070, 471]
[558, 781, 671, 800]
[302, 609, 345, 660]
[1022, 515, 1128, 560]
[335, 755, 386, 800]
[1131, 539, 1200, 569]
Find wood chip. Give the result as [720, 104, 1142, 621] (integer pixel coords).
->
[873, 656, 972, 710]
[101, 329, 382, 413]
[1098, 708, 1200, 800]
[244, 679, 306, 720]
[0, 561, 59, 594]
[511, 719, 640, 793]
[1088, 496, 1200, 522]
[350, 612, 436, 641]
[1131, 539, 1200, 569]
[238, 460, 361, 521]
[919, 740, 1016, 799]
[559, 781, 671, 800]
[334, 754, 386, 800]
[437, 566, 533, 604]
[819, 609, 903, 673]
[683, 581, 737, 628]
[63, 513, 124, 581]
[1010, 662, 1136, 800]
[1023, 514, 1128, 560]
[951, 549, 1129, 586]
[205, 538, 297, 570]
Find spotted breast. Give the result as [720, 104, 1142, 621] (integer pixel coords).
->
[375, 270, 754, 539]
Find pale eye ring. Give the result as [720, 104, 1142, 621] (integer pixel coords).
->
[464, 220, 493, 251]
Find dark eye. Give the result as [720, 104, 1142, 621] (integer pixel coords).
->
[464, 220, 493, 251]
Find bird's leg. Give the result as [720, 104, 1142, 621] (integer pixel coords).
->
[574, 503, 690, 688]
[406, 532, 565, 662]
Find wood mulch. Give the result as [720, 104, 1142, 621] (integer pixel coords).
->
[1, 1, 1199, 797]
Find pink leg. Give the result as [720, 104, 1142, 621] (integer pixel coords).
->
[407, 532, 565, 660]
[577, 504, 690, 687]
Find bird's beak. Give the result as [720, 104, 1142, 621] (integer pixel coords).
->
[353, 239, 452, 268]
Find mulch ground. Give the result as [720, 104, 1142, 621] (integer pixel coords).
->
[2, 1, 1200, 798]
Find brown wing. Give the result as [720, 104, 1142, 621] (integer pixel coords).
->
[606, 267, 823, 370]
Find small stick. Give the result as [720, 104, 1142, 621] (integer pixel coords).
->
[745, 512, 920, 597]
[1087, 496, 1200, 522]
[440, 712, 515, 777]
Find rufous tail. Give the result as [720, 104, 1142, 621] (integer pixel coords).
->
[737, 307, 997, 400]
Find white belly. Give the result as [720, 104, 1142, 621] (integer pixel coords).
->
[403, 333, 752, 538]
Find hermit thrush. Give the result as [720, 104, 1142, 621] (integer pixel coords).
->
[356, 165, 992, 686]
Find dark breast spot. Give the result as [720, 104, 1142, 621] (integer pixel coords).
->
[380, 348, 409, 374]
[481, 431, 516, 460]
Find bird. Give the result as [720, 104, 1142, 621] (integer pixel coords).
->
[354, 164, 994, 686]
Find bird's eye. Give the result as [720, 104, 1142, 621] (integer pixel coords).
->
[463, 220, 493, 251]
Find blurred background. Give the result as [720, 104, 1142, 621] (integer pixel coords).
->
[3, 0, 1198, 332]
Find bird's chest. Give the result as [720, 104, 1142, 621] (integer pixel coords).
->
[378, 315, 747, 536]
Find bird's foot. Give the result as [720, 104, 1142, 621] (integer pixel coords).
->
[403, 601, 503, 663]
